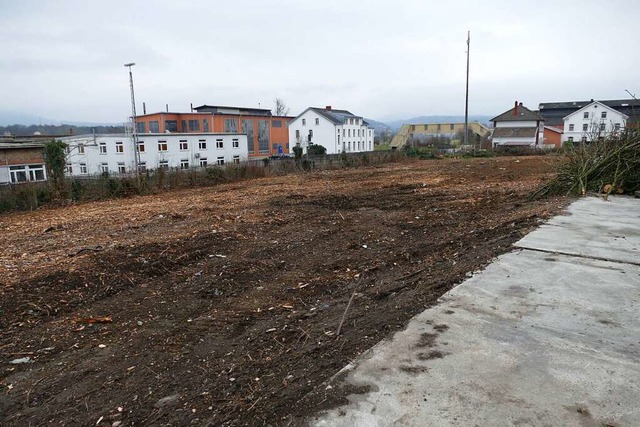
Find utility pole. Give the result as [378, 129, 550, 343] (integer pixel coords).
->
[124, 63, 140, 176]
[464, 31, 470, 150]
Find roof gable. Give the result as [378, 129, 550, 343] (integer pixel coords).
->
[563, 101, 630, 120]
[491, 104, 543, 122]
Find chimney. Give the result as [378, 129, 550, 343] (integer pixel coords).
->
[143, 102, 146, 115]
[326, 106, 332, 111]
[166, 104, 169, 112]
[513, 101, 518, 116]
[190, 103, 193, 113]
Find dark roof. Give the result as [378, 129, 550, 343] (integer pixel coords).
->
[491, 104, 543, 122]
[306, 107, 363, 125]
[193, 105, 273, 116]
[492, 127, 537, 138]
[538, 98, 640, 126]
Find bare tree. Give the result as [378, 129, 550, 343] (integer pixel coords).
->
[274, 98, 290, 116]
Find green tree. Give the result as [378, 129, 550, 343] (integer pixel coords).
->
[43, 139, 67, 197]
[307, 143, 327, 156]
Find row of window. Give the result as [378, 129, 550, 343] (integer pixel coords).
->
[300, 117, 366, 127]
[338, 128, 371, 137]
[8, 164, 46, 183]
[86, 138, 241, 155]
[66, 156, 242, 175]
[582, 111, 609, 119]
[136, 119, 284, 134]
[568, 123, 621, 132]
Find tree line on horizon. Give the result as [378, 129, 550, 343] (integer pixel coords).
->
[1, 124, 125, 137]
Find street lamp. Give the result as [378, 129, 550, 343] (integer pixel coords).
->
[124, 62, 140, 175]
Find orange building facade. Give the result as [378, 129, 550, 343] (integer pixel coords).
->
[134, 105, 293, 158]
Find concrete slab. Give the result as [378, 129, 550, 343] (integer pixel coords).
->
[516, 196, 640, 265]
[309, 196, 640, 427]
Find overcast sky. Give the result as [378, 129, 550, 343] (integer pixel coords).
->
[1, 0, 638, 124]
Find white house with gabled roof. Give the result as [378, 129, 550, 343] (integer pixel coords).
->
[288, 106, 374, 155]
[561, 101, 628, 144]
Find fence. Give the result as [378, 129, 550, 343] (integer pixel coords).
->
[0, 151, 406, 213]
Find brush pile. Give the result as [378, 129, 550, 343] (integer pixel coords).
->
[533, 130, 640, 198]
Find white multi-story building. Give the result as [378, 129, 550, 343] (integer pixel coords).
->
[59, 133, 248, 176]
[288, 106, 374, 155]
[561, 101, 627, 144]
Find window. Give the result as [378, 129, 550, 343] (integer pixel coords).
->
[9, 166, 27, 183]
[369, 130, 372, 136]
[272, 120, 282, 128]
[158, 141, 168, 152]
[258, 120, 270, 153]
[117, 162, 126, 174]
[582, 124, 588, 132]
[242, 119, 254, 154]
[569, 124, 574, 131]
[78, 144, 85, 154]
[348, 129, 351, 137]
[217, 156, 225, 166]
[295, 129, 300, 139]
[203, 120, 209, 132]
[80, 163, 87, 174]
[100, 163, 109, 174]
[308, 129, 313, 142]
[224, 119, 238, 133]
[188, 120, 200, 132]
[601, 111, 607, 119]
[149, 121, 160, 133]
[199, 157, 208, 167]
[165, 120, 178, 132]
[437, 124, 441, 131]
[583, 112, 589, 119]
[615, 123, 621, 131]
[115, 141, 124, 153]
[216, 139, 224, 149]
[599, 123, 605, 131]
[66, 163, 72, 174]
[138, 142, 145, 153]
[181, 120, 187, 132]
[581, 136, 587, 143]
[180, 159, 189, 169]
[159, 160, 169, 169]
[179, 140, 188, 151]
[232, 138, 239, 148]
[337, 135, 340, 145]
[233, 155, 240, 164]
[99, 142, 107, 154]
[302, 119, 306, 126]
[315, 118, 319, 125]
[568, 137, 574, 142]
[198, 140, 207, 150]
[65, 146, 71, 155]
[138, 162, 146, 173]
[136, 122, 146, 133]
[450, 124, 454, 130]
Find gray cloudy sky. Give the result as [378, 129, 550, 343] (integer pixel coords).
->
[1, 0, 638, 124]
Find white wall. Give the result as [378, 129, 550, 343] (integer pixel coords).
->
[60, 133, 248, 176]
[494, 120, 539, 128]
[562, 103, 626, 143]
[0, 167, 10, 183]
[289, 110, 338, 154]
[288, 109, 375, 155]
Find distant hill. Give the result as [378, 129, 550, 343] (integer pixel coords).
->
[384, 115, 493, 132]
[1, 124, 126, 137]
[364, 118, 392, 137]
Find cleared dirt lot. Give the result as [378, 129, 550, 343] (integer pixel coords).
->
[0, 156, 568, 426]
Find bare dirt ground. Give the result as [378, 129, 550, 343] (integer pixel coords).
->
[0, 156, 569, 426]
